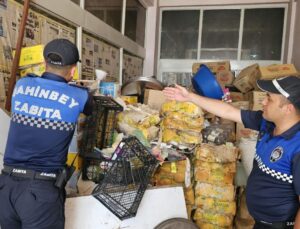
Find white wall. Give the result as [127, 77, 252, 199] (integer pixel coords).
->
[143, 0, 158, 77]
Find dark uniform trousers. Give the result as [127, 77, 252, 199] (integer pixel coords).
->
[254, 220, 295, 229]
[0, 173, 65, 229]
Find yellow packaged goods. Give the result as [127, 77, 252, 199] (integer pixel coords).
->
[184, 185, 195, 205]
[162, 128, 202, 145]
[67, 153, 82, 171]
[152, 160, 188, 185]
[194, 161, 236, 185]
[194, 209, 233, 227]
[161, 101, 203, 117]
[162, 116, 204, 132]
[259, 64, 298, 79]
[186, 204, 193, 220]
[196, 221, 233, 229]
[20, 63, 45, 77]
[195, 197, 236, 215]
[195, 143, 238, 163]
[195, 182, 235, 201]
[159, 159, 187, 173]
[121, 96, 138, 104]
[17, 45, 44, 67]
[192, 61, 231, 74]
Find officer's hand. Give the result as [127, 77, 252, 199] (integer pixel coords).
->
[163, 84, 190, 102]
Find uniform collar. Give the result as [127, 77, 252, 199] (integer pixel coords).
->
[266, 120, 300, 139]
[279, 121, 300, 139]
[41, 72, 67, 83]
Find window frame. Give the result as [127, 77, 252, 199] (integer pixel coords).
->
[157, 4, 288, 81]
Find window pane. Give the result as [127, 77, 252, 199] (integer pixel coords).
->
[201, 9, 240, 59]
[125, 0, 146, 46]
[160, 10, 200, 59]
[85, 0, 122, 32]
[241, 8, 284, 60]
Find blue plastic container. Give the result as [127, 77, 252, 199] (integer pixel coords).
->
[192, 64, 224, 100]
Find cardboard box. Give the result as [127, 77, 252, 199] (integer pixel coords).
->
[192, 61, 230, 74]
[230, 92, 244, 102]
[216, 71, 234, 87]
[236, 123, 258, 141]
[231, 101, 250, 110]
[247, 91, 267, 111]
[0, 96, 6, 109]
[233, 64, 260, 93]
[0, 76, 5, 97]
[259, 64, 298, 79]
[144, 89, 167, 110]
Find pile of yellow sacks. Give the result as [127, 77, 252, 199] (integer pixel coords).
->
[161, 101, 204, 146]
[193, 143, 238, 229]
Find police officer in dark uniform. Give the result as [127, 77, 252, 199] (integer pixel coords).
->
[0, 38, 93, 229]
[163, 76, 300, 228]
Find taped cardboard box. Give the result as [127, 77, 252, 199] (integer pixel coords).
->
[233, 64, 260, 93]
[144, 89, 167, 110]
[259, 64, 298, 79]
[192, 61, 230, 74]
[229, 92, 244, 102]
[216, 71, 234, 87]
[236, 123, 258, 141]
[0, 96, 6, 109]
[231, 101, 250, 110]
[246, 91, 267, 111]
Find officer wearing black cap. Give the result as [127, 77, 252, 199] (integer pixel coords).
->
[163, 75, 300, 228]
[0, 39, 93, 229]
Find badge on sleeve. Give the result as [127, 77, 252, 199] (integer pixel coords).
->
[270, 146, 283, 162]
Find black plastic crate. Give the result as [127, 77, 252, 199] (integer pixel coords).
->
[81, 150, 112, 183]
[79, 96, 123, 156]
[92, 136, 158, 220]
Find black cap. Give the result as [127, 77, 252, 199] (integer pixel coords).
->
[257, 76, 300, 110]
[43, 38, 80, 66]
